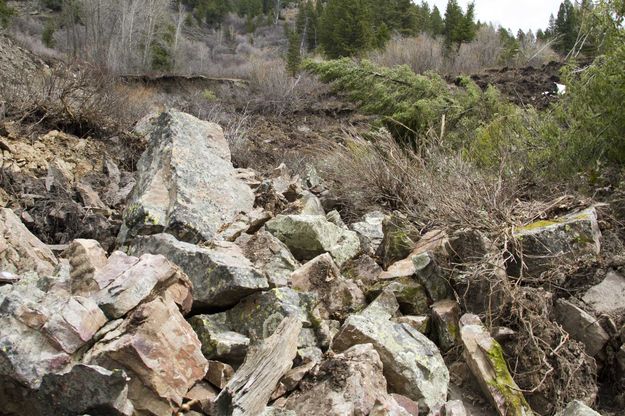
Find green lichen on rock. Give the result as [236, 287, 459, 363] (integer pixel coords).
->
[486, 341, 533, 416]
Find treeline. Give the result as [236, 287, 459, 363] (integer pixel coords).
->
[289, 0, 476, 60]
[537, 0, 597, 56]
[181, 0, 297, 26]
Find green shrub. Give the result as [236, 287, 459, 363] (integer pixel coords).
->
[0, 0, 14, 28]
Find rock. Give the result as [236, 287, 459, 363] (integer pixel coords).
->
[555, 400, 601, 416]
[326, 210, 347, 228]
[206, 360, 234, 389]
[391, 394, 420, 415]
[343, 254, 382, 286]
[0, 208, 58, 276]
[297, 346, 323, 365]
[92, 251, 193, 319]
[381, 251, 450, 303]
[270, 361, 316, 400]
[376, 213, 419, 268]
[235, 230, 300, 288]
[291, 253, 366, 320]
[366, 277, 429, 316]
[369, 396, 414, 416]
[554, 299, 609, 357]
[76, 180, 107, 211]
[393, 316, 430, 334]
[118, 110, 255, 244]
[183, 381, 218, 414]
[443, 400, 468, 416]
[217, 208, 272, 242]
[332, 292, 449, 410]
[582, 271, 625, 315]
[284, 191, 325, 216]
[510, 208, 601, 276]
[188, 314, 250, 364]
[128, 233, 268, 308]
[64, 239, 108, 294]
[225, 288, 308, 343]
[285, 344, 393, 416]
[85, 297, 208, 416]
[352, 211, 386, 255]
[214, 317, 301, 416]
[45, 159, 73, 193]
[448, 229, 488, 264]
[41, 295, 108, 354]
[459, 314, 532, 416]
[0, 271, 20, 284]
[265, 214, 361, 267]
[33, 364, 134, 416]
[271, 163, 301, 198]
[261, 407, 297, 416]
[431, 300, 461, 352]
[617, 344, 625, 373]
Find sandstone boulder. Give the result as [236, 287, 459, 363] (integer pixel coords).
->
[0, 208, 57, 276]
[118, 110, 255, 244]
[85, 297, 208, 416]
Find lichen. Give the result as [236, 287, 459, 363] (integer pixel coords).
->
[486, 341, 532, 416]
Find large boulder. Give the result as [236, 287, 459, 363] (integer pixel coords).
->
[351, 211, 386, 256]
[332, 291, 449, 411]
[265, 214, 360, 267]
[235, 230, 300, 288]
[118, 110, 255, 244]
[128, 233, 268, 308]
[0, 208, 57, 276]
[510, 208, 601, 276]
[284, 343, 397, 416]
[84, 297, 208, 416]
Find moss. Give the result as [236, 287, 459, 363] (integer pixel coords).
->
[486, 341, 532, 416]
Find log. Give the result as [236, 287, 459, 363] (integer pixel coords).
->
[212, 317, 302, 416]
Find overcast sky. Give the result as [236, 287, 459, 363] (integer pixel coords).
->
[424, 0, 563, 32]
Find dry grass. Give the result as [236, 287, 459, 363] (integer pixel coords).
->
[312, 129, 599, 412]
[370, 27, 558, 76]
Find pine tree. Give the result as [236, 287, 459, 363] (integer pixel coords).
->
[443, 0, 465, 50]
[554, 0, 578, 53]
[318, 0, 374, 58]
[430, 6, 444, 36]
[286, 27, 302, 75]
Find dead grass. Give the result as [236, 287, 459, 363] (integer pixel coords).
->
[311, 129, 600, 412]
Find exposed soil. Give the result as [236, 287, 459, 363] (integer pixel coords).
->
[459, 61, 565, 110]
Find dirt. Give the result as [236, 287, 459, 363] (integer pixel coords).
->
[457, 61, 565, 110]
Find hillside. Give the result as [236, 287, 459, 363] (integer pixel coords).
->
[1, 1, 625, 416]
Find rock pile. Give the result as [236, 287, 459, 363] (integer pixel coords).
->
[1, 109, 621, 416]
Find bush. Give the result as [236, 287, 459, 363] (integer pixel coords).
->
[0, 0, 14, 28]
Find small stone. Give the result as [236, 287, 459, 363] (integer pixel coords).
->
[351, 211, 386, 256]
[443, 400, 468, 416]
[205, 360, 234, 389]
[183, 381, 218, 414]
[188, 314, 250, 364]
[393, 316, 430, 334]
[431, 300, 461, 352]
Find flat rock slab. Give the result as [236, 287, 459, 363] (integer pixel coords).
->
[555, 400, 601, 416]
[555, 299, 609, 356]
[118, 110, 254, 244]
[129, 233, 268, 308]
[582, 271, 625, 315]
[511, 208, 601, 276]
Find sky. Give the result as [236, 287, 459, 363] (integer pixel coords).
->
[424, 0, 563, 33]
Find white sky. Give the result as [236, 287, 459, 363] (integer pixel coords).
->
[424, 0, 563, 32]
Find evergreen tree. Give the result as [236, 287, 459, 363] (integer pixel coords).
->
[286, 27, 302, 75]
[318, 0, 374, 58]
[554, 0, 578, 53]
[0, 0, 14, 28]
[443, 0, 474, 50]
[430, 6, 444, 36]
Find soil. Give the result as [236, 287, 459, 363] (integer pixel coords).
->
[458, 61, 565, 110]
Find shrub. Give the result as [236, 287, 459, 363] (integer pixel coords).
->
[0, 0, 14, 28]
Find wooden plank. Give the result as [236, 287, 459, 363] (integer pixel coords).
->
[211, 317, 302, 416]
